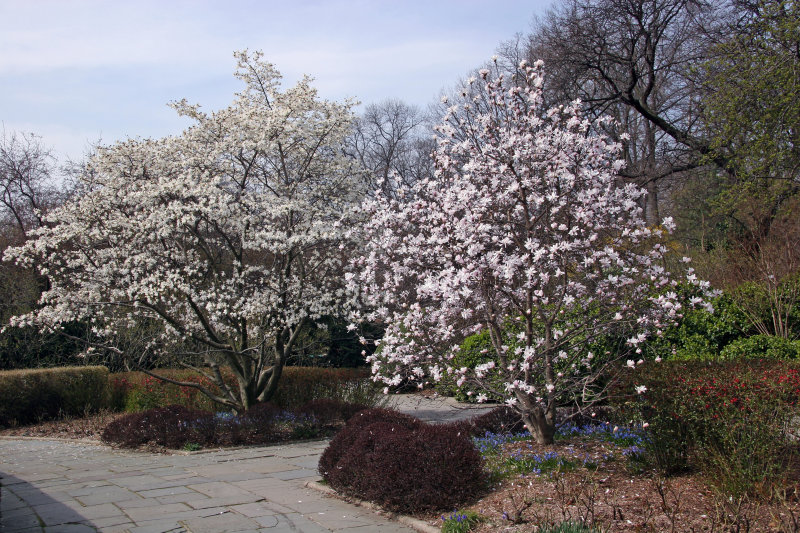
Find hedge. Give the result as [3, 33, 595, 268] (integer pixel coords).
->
[109, 366, 376, 412]
[0, 365, 110, 427]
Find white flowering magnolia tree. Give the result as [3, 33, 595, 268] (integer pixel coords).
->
[351, 59, 710, 444]
[4, 51, 363, 413]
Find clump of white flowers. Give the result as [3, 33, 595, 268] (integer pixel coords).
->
[5, 51, 364, 413]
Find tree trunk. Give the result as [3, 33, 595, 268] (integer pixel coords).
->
[521, 408, 556, 445]
[258, 332, 288, 403]
[646, 179, 660, 226]
[644, 120, 660, 226]
[517, 393, 557, 445]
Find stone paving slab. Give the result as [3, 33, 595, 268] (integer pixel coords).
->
[1, 394, 490, 532]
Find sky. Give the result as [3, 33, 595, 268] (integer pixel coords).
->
[1, 0, 552, 164]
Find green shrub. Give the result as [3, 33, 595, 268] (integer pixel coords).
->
[720, 334, 800, 360]
[436, 329, 507, 402]
[643, 292, 752, 361]
[613, 359, 800, 497]
[0, 366, 110, 427]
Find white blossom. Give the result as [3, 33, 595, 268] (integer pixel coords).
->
[4, 51, 363, 414]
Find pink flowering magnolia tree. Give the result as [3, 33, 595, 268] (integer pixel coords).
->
[351, 59, 710, 444]
[3, 51, 363, 413]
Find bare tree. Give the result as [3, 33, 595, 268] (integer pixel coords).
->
[513, 0, 727, 223]
[346, 99, 435, 200]
[0, 130, 60, 242]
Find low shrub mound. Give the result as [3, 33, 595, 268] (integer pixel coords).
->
[0, 366, 110, 427]
[102, 400, 368, 449]
[318, 408, 422, 473]
[101, 405, 215, 449]
[296, 398, 368, 427]
[221, 402, 283, 446]
[319, 408, 487, 513]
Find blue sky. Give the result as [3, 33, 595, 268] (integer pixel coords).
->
[1, 0, 551, 164]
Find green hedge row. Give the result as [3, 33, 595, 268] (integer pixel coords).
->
[0, 366, 110, 427]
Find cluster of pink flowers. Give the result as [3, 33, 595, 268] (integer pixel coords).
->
[351, 59, 709, 443]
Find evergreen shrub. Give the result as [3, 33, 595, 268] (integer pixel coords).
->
[643, 292, 752, 361]
[720, 334, 800, 360]
[0, 365, 110, 427]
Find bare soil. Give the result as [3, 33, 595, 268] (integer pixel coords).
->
[421, 437, 800, 532]
[0, 410, 123, 441]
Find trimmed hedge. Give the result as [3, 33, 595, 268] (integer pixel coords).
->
[109, 366, 377, 412]
[319, 408, 487, 513]
[0, 366, 110, 427]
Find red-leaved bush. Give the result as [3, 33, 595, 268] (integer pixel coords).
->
[296, 399, 369, 427]
[613, 358, 800, 496]
[102, 401, 370, 449]
[450, 406, 527, 437]
[101, 405, 216, 449]
[319, 408, 487, 513]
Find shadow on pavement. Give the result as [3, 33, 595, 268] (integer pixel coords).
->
[1, 472, 97, 532]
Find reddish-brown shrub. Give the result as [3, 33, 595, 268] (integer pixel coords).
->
[102, 400, 374, 449]
[319, 409, 487, 513]
[318, 407, 422, 476]
[101, 405, 216, 448]
[214, 402, 281, 446]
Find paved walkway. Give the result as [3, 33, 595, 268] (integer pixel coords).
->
[0, 395, 494, 533]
